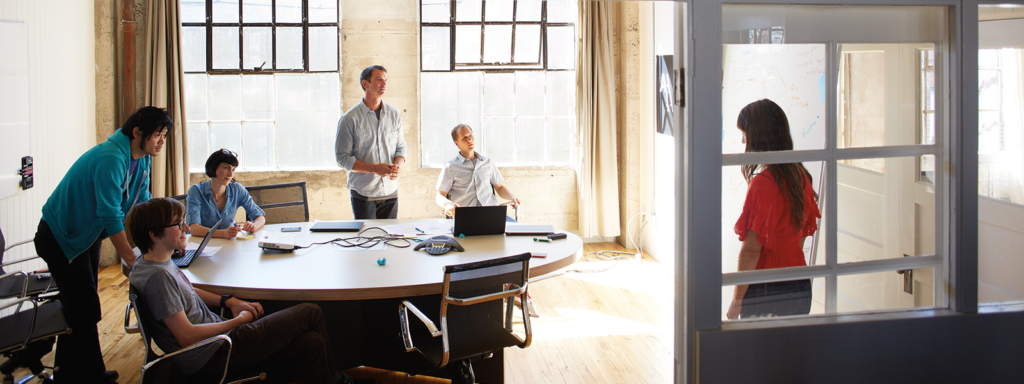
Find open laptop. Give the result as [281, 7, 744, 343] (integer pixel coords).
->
[309, 221, 364, 232]
[452, 206, 507, 236]
[173, 217, 223, 268]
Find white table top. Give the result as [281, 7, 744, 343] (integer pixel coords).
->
[182, 219, 582, 301]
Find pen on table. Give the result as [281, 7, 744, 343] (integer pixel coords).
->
[533, 238, 550, 243]
[415, 227, 424, 233]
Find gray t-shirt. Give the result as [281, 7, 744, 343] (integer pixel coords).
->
[129, 257, 225, 375]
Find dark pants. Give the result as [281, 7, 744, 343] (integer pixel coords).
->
[350, 196, 398, 220]
[189, 303, 341, 384]
[740, 279, 812, 319]
[33, 219, 108, 383]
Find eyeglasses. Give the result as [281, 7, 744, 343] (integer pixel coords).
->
[165, 218, 187, 231]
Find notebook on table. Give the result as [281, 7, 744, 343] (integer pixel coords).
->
[309, 221, 364, 232]
[173, 217, 223, 268]
[505, 224, 555, 236]
[452, 206, 507, 236]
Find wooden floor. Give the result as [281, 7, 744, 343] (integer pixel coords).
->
[4, 242, 674, 384]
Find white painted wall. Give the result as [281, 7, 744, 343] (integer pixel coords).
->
[0, 0, 96, 316]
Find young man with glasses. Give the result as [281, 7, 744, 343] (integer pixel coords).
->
[32, 106, 170, 383]
[127, 198, 343, 383]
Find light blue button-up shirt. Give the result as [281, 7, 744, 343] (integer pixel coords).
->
[185, 181, 265, 229]
[335, 99, 406, 198]
[436, 152, 505, 207]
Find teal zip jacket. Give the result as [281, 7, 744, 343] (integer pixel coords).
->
[41, 129, 152, 261]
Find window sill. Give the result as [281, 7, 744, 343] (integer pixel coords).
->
[720, 306, 959, 331]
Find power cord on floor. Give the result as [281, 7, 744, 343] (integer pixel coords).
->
[531, 212, 653, 282]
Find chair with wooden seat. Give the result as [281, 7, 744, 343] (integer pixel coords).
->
[399, 253, 533, 384]
[124, 287, 266, 384]
[244, 182, 309, 224]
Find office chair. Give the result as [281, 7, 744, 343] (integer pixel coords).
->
[399, 253, 533, 384]
[124, 288, 266, 384]
[0, 227, 68, 384]
[245, 182, 309, 224]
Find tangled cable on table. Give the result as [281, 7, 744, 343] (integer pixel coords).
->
[293, 226, 412, 250]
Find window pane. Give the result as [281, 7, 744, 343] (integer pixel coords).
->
[481, 119, 514, 163]
[213, 27, 240, 69]
[210, 122, 242, 154]
[516, 0, 542, 22]
[187, 123, 210, 172]
[276, 27, 303, 69]
[455, 0, 482, 22]
[184, 74, 209, 121]
[276, 0, 301, 23]
[212, 0, 239, 23]
[722, 162, 825, 272]
[483, 25, 512, 63]
[515, 118, 545, 163]
[182, 27, 207, 72]
[515, 71, 544, 117]
[723, 44, 827, 154]
[547, 117, 573, 164]
[546, 71, 574, 117]
[421, 0, 451, 23]
[483, 73, 514, 117]
[455, 25, 482, 64]
[309, 0, 338, 23]
[722, 279, 825, 320]
[422, 27, 451, 71]
[241, 122, 274, 168]
[513, 25, 541, 64]
[420, 72, 483, 166]
[275, 74, 340, 169]
[484, 0, 513, 22]
[243, 27, 272, 70]
[309, 27, 338, 71]
[546, 26, 574, 70]
[241, 75, 274, 120]
[181, 0, 206, 23]
[836, 156, 935, 264]
[209, 75, 242, 121]
[836, 268, 936, 313]
[242, 0, 272, 23]
[546, 0, 575, 23]
[979, 69, 1002, 110]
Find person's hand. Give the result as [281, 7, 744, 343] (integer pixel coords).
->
[372, 163, 393, 178]
[235, 310, 255, 324]
[726, 299, 743, 320]
[388, 165, 401, 180]
[223, 226, 240, 238]
[509, 196, 521, 209]
[241, 221, 256, 233]
[228, 299, 264, 320]
[444, 202, 458, 218]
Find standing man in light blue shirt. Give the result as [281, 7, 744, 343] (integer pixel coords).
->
[436, 124, 521, 221]
[335, 65, 407, 219]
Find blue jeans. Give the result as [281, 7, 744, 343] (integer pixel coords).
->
[350, 197, 398, 220]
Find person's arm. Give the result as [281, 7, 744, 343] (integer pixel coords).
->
[437, 190, 458, 217]
[493, 183, 521, 208]
[235, 186, 266, 233]
[389, 156, 406, 180]
[188, 223, 237, 239]
[242, 216, 265, 234]
[193, 287, 264, 320]
[162, 309, 254, 348]
[350, 159, 394, 176]
[109, 230, 137, 269]
[726, 229, 763, 319]
[336, 115, 393, 176]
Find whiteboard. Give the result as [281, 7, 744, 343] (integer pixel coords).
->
[721, 44, 827, 273]
[0, 22, 31, 199]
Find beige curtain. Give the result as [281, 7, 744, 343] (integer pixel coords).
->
[144, 0, 189, 198]
[575, 1, 621, 238]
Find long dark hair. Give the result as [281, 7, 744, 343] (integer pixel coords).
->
[737, 99, 817, 229]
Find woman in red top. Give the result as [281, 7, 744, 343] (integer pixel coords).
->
[727, 99, 821, 320]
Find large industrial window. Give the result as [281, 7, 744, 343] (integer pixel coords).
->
[180, 0, 341, 171]
[419, 0, 577, 167]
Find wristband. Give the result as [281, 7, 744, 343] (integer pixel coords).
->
[220, 294, 232, 308]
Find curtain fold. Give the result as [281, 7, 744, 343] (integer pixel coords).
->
[144, 0, 189, 198]
[575, 1, 621, 238]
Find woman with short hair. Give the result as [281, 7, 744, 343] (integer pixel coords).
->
[186, 149, 266, 239]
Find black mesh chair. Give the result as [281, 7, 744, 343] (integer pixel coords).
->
[245, 182, 309, 224]
[0, 227, 67, 384]
[124, 286, 266, 384]
[169, 193, 187, 207]
[399, 253, 533, 384]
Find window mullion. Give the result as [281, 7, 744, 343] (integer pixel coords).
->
[825, 41, 840, 314]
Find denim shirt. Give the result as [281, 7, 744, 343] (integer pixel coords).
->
[186, 181, 265, 229]
[436, 152, 505, 207]
[334, 100, 406, 198]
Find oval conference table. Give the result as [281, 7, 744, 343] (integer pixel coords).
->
[179, 219, 582, 383]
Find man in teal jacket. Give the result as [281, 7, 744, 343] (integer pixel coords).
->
[33, 106, 171, 383]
